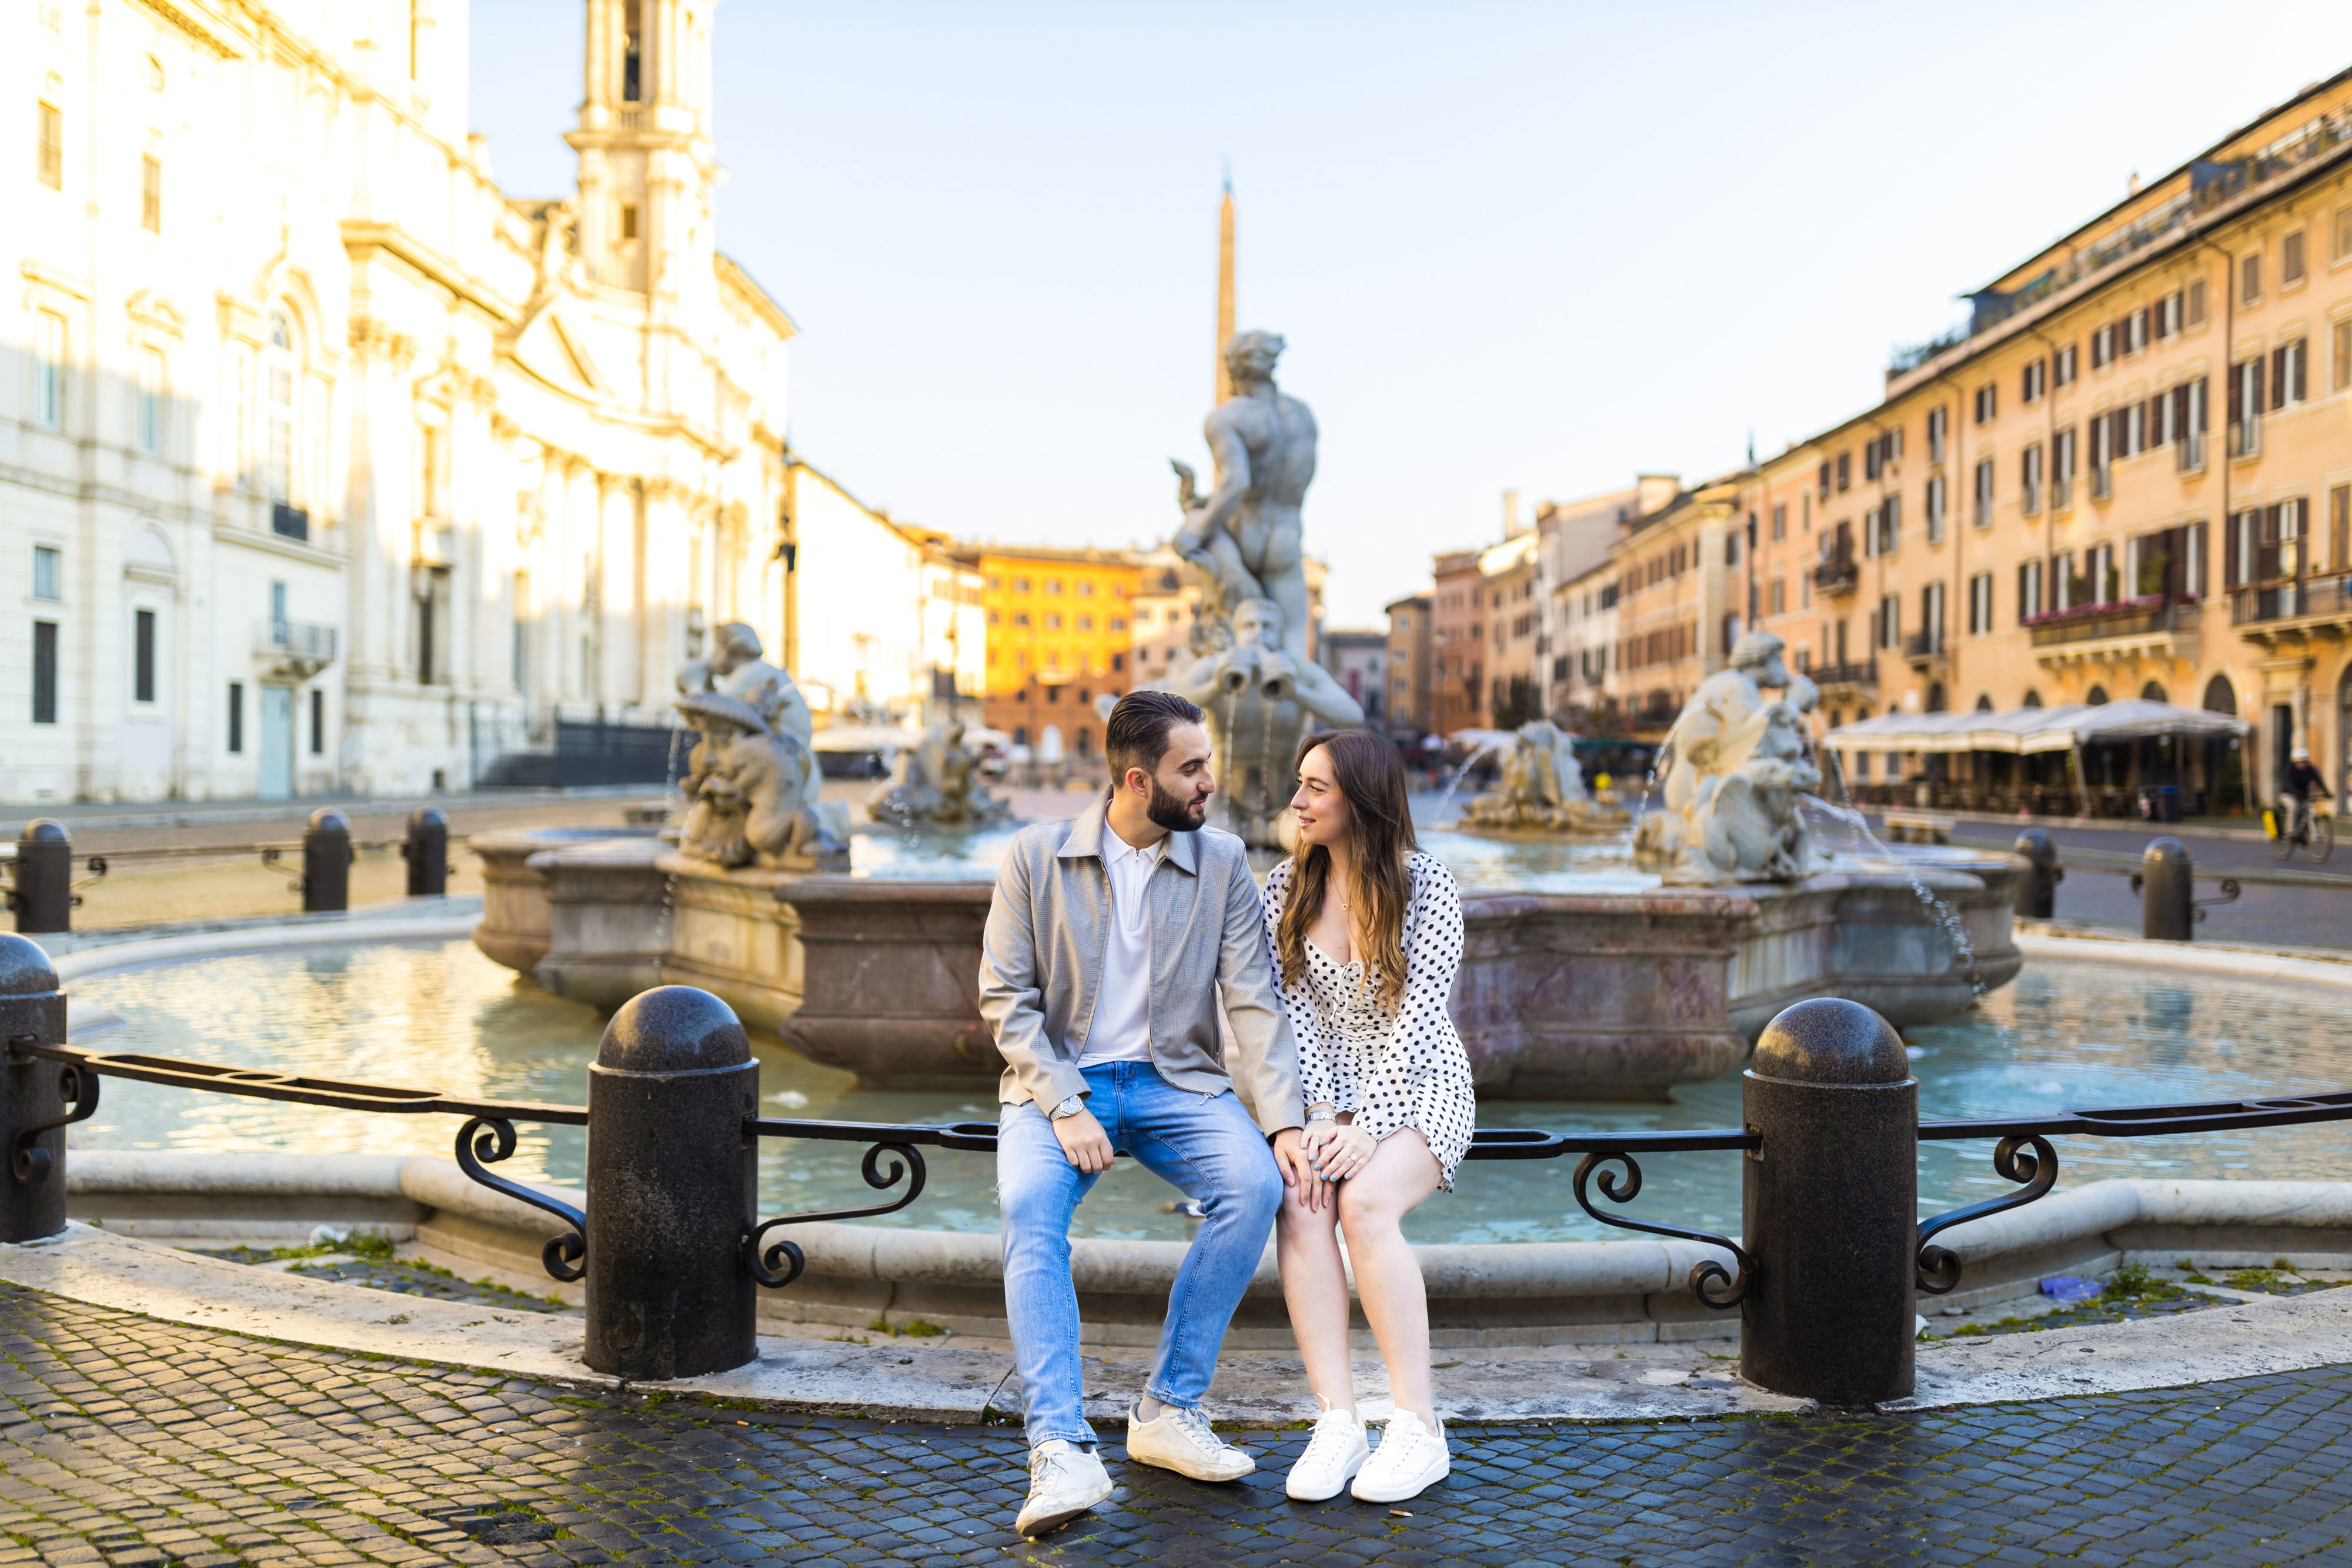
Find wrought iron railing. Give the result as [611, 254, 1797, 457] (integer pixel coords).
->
[15, 1031, 2352, 1316]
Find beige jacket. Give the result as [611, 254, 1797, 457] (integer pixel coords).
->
[977, 795, 1305, 1136]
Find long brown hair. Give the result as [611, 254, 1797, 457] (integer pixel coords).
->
[1275, 730, 1418, 1008]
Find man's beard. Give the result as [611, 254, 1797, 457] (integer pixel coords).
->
[1146, 778, 1207, 833]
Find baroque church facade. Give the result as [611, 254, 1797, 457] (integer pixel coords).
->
[4, 0, 834, 802]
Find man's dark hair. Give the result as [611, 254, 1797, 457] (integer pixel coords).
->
[1105, 690, 1206, 785]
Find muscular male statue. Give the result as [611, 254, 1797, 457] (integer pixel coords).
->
[1171, 331, 1317, 657]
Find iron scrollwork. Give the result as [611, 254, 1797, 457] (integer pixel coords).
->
[12, 1061, 101, 1185]
[455, 1117, 587, 1282]
[1914, 1134, 2057, 1294]
[746, 1141, 927, 1289]
[1572, 1151, 1753, 1309]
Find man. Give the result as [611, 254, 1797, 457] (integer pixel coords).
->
[979, 690, 1312, 1539]
[1169, 330, 1318, 656]
[2281, 745, 2335, 840]
[1170, 596, 1362, 846]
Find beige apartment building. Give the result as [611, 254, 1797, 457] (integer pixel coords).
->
[1429, 549, 1486, 734]
[1608, 480, 1745, 730]
[1729, 70, 2352, 805]
[1384, 593, 1433, 737]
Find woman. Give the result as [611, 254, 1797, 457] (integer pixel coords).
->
[1263, 728, 1474, 1505]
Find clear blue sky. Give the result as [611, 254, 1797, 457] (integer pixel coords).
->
[469, 1, 2352, 626]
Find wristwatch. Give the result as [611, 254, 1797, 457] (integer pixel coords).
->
[1050, 1094, 1087, 1120]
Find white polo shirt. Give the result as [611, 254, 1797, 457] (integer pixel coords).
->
[1077, 829, 1163, 1066]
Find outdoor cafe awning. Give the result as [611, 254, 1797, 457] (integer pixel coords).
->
[1820, 698, 2250, 755]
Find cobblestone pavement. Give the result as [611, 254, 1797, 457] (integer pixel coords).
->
[6, 1285, 2352, 1566]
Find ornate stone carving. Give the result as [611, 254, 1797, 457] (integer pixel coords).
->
[869, 720, 1013, 828]
[1458, 720, 1629, 834]
[1633, 631, 1826, 885]
[1170, 595, 1362, 850]
[1169, 330, 1317, 657]
[672, 690, 843, 871]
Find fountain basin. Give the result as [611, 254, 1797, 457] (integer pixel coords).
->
[471, 827, 649, 973]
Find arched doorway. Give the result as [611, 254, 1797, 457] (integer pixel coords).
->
[2086, 685, 2110, 706]
[1925, 682, 1947, 713]
[1974, 693, 1994, 711]
[2022, 690, 2044, 708]
[2140, 681, 2167, 703]
[2203, 674, 2244, 816]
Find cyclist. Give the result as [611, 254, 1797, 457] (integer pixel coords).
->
[2280, 746, 2334, 842]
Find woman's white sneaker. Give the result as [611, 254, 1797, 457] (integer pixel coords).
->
[1349, 1410, 1449, 1502]
[1285, 1406, 1370, 1501]
[1125, 1401, 1256, 1482]
[1015, 1439, 1113, 1539]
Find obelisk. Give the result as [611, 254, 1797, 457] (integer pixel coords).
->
[1214, 170, 1235, 406]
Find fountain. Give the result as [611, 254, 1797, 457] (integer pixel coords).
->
[1455, 720, 1629, 837]
[866, 720, 1013, 829]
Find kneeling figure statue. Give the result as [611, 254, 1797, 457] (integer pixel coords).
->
[674, 690, 846, 871]
[1458, 720, 1629, 834]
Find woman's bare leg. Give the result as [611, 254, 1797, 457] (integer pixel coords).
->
[1336, 1131, 1442, 1420]
[1277, 1174, 1357, 1415]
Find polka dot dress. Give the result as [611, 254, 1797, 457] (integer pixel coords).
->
[1263, 851, 1476, 1191]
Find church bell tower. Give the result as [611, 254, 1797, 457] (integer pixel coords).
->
[567, 0, 717, 300]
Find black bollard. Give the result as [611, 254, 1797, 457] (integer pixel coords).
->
[2137, 836, 2194, 941]
[2012, 828, 2063, 919]
[301, 808, 353, 913]
[10, 821, 74, 935]
[402, 807, 449, 897]
[584, 985, 758, 1380]
[1740, 997, 1918, 1405]
[0, 934, 72, 1243]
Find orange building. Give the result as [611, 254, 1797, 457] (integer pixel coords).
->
[966, 545, 1140, 762]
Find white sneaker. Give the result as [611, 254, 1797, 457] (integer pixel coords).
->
[1015, 1439, 1113, 1539]
[1125, 1400, 1256, 1482]
[1350, 1409, 1449, 1502]
[1284, 1403, 1369, 1501]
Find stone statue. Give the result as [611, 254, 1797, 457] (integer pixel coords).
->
[673, 690, 844, 871]
[1170, 331, 1317, 657]
[677, 621, 816, 795]
[1459, 720, 1629, 834]
[1633, 630, 1826, 884]
[1171, 596, 1364, 849]
[870, 719, 1014, 828]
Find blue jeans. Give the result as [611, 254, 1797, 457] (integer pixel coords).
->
[998, 1061, 1283, 1448]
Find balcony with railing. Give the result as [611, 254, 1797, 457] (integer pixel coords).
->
[1810, 660, 1879, 691]
[1902, 629, 1946, 671]
[2176, 431, 2206, 474]
[2232, 571, 2352, 639]
[270, 503, 309, 542]
[256, 618, 340, 678]
[2026, 597, 2200, 666]
[1812, 549, 1859, 597]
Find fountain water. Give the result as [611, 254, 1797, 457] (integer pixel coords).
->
[1431, 735, 1510, 824]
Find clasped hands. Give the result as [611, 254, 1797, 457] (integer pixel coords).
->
[1291, 1119, 1375, 1211]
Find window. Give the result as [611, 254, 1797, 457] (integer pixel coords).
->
[2334, 486, 2351, 575]
[2273, 339, 2308, 408]
[1013, 577, 1030, 592]
[2338, 320, 2352, 392]
[1973, 384, 1996, 424]
[2021, 359, 2046, 403]
[265, 313, 299, 503]
[619, 203, 637, 241]
[32, 623, 58, 724]
[1926, 405, 1947, 463]
[1044, 613, 1062, 630]
[2020, 444, 2043, 514]
[2053, 427, 2077, 490]
[1108, 616, 1125, 631]
[1836, 453, 1850, 492]
[1045, 579, 1064, 596]
[1817, 461, 1830, 500]
[1012, 611, 1030, 627]
[2092, 323, 2116, 369]
[621, 0, 642, 98]
[226, 682, 243, 753]
[2283, 230, 2307, 287]
[2230, 357, 2265, 449]
[137, 347, 164, 453]
[2186, 279, 2207, 325]
[2126, 307, 2149, 355]
[33, 310, 64, 428]
[1968, 571, 1994, 636]
[2017, 559, 2044, 621]
[1925, 474, 1945, 543]
[1077, 581, 1095, 597]
[133, 608, 156, 703]
[2053, 345, 2077, 387]
[1876, 594, 1900, 651]
[2241, 251, 2263, 305]
[1771, 503, 1786, 541]
[1768, 578, 1785, 616]
[1973, 457, 1994, 527]
[36, 101, 62, 188]
[32, 545, 60, 600]
[310, 688, 324, 754]
[140, 154, 160, 232]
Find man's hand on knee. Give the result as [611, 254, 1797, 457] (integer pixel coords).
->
[1053, 1108, 1116, 1174]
